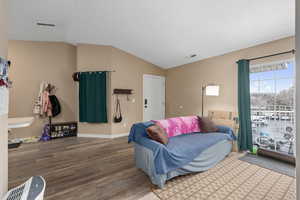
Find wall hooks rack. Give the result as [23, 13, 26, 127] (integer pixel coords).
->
[113, 89, 133, 95]
[113, 89, 134, 101]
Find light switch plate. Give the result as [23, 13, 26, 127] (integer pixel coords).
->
[0, 87, 8, 115]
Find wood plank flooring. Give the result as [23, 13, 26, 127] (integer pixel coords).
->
[8, 137, 152, 200]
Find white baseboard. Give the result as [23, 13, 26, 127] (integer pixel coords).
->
[77, 132, 129, 139]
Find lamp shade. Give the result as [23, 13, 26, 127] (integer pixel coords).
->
[205, 85, 219, 96]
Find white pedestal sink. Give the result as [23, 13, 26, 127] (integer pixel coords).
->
[8, 117, 34, 148]
[8, 117, 34, 129]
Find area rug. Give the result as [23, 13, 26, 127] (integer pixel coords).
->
[239, 153, 295, 177]
[152, 153, 295, 200]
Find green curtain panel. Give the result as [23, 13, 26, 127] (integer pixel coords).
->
[237, 59, 253, 151]
[79, 72, 108, 123]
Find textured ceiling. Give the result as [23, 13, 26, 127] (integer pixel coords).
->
[8, 0, 295, 68]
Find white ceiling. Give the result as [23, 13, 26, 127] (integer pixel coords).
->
[8, 0, 295, 68]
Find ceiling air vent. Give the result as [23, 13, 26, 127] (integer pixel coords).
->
[36, 22, 56, 27]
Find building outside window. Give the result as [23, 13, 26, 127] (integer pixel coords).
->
[250, 60, 295, 155]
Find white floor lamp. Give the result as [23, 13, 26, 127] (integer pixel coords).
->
[201, 85, 220, 117]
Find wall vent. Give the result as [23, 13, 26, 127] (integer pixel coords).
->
[36, 22, 56, 27]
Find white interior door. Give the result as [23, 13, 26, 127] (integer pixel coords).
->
[143, 74, 165, 121]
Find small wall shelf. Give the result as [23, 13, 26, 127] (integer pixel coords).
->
[113, 89, 133, 95]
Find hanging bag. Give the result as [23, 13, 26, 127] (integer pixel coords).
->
[114, 97, 122, 123]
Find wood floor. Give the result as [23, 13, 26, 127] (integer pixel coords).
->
[8, 137, 153, 200]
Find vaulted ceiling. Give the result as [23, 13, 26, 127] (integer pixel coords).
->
[8, 0, 295, 68]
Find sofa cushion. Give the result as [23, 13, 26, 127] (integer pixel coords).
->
[198, 116, 219, 133]
[146, 124, 169, 145]
[153, 116, 200, 138]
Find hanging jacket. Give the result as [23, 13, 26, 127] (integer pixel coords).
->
[42, 90, 52, 117]
[49, 95, 61, 117]
[33, 82, 53, 117]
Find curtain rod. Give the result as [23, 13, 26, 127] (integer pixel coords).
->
[248, 49, 295, 61]
[72, 70, 116, 82]
[75, 70, 116, 72]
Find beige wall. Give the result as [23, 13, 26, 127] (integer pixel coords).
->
[110, 47, 166, 134]
[166, 37, 295, 118]
[8, 41, 77, 138]
[76, 44, 165, 135]
[7, 37, 294, 140]
[8, 41, 165, 138]
[0, 0, 8, 197]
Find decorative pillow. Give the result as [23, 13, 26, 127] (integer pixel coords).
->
[146, 124, 169, 145]
[153, 116, 201, 138]
[198, 116, 219, 133]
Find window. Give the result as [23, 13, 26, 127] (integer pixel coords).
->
[250, 60, 295, 155]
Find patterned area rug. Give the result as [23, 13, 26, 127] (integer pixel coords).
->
[239, 153, 295, 177]
[152, 153, 295, 200]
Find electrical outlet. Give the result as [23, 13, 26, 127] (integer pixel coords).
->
[179, 105, 183, 109]
[123, 123, 127, 127]
[132, 98, 135, 103]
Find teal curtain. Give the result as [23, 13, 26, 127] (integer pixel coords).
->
[237, 59, 253, 151]
[79, 72, 108, 123]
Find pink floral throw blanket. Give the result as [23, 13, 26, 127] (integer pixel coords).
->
[152, 116, 200, 138]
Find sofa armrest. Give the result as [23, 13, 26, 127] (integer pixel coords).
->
[216, 125, 236, 140]
[133, 143, 167, 188]
[213, 119, 239, 136]
[215, 124, 238, 152]
[135, 135, 167, 153]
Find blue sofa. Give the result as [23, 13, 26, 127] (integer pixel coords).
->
[128, 121, 236, 188]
